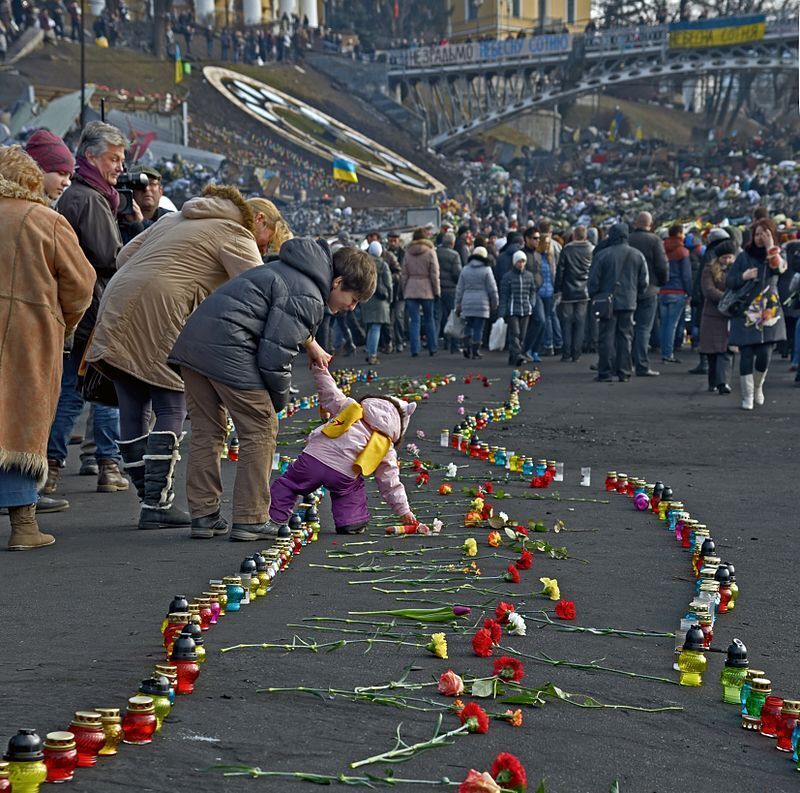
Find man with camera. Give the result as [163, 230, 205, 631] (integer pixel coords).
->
[118, 165, 173, 244]
[42, 121, 129, 498]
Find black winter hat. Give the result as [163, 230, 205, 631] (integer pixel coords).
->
[714, 240, 737, 258]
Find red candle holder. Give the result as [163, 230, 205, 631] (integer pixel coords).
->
[68, 712, 105, 767]
[163, 612, 190, 651]
[122, 697, 157, 745]
[43, 732, 78, 783]
[194, 599, 213, 632]
[759, 696, 784, 737]
[170, 635, 200, 695]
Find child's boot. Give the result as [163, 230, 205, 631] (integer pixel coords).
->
[336, 523, 368, 535]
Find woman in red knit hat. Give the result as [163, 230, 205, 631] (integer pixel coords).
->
[24, 129, 75, 202]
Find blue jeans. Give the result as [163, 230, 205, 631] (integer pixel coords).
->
[47, 349, 120, 463]
[464, 316, 486, 344]
[406, 298, 437, 355]
[793, 320, 800, 366]
[365, 323, 382, 357]
[540, 294, 563, 349]
[659, 294, 686, 359]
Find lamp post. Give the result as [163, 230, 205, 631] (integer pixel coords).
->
[79, 0, 85, 127]
[473, 0, 483, 39]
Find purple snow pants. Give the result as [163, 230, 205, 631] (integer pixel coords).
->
[269, 452, 370, 530]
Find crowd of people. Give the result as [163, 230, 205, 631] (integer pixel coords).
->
[1, 117, 797, 554]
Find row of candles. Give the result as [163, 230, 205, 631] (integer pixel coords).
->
[605, 471, 800, 770]
[0, 499, 324, 792]
[0, 369, 497, 791]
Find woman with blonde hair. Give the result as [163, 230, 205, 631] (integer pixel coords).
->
[86, 186, 292, 531]
[0, 146, 95, 550]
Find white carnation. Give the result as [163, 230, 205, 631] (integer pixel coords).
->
[507, 612, 527, 636]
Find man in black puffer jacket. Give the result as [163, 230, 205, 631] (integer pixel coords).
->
[169, 241, 376, 542]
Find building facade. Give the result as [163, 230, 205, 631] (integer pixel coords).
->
[451, 0, 591, 40]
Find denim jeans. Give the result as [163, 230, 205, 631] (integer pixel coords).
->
[524, 295, 546, 355]
[659, 294, 686, 359]
[793, 320, 800, 366]
[47, 350, 120, 463]
[632, 296, 658, 373]
[365, 323, 382, 357]
[406, 298, 437, 355]
[464, 316, 486, 345]
[540, 294, 563, 349]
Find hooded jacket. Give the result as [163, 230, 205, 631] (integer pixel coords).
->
[660, 237, 693, 296]
[588, 223, 649, 312]
[400, 239, 440, 300]
[628, 227, 669, 299]
[88, 189, 264, 390]
[303, 365, 414, 518]
[455, 254, 499, 319]
[436, 244, 463, 294]
[0, 174, 95, 486]
[169, 238, 331, 411]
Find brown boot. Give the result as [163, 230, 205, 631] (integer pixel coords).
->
[40, 459, 62, 495]
[97, 459, 130, 493]
[8, 504, 55, 550]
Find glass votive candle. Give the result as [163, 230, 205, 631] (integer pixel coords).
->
[43, 732, 77, 783]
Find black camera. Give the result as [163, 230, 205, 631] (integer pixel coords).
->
[116, 171, 150, 217]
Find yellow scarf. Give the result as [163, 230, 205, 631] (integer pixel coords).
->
[321, 402, 391, 476]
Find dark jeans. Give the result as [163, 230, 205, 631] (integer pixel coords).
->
[524, 295, 546, 354]
[598, 310, 634, 379]
[506, 315, 530, 362]
[739, 343, 773, 375]
[464, 316, 486, 345]
[558, 300, 587, 360]
[391, 300, 406, 349]
[111, 368, 187, 440]
[633, 295, 658, 373]
[707, 351, 733, 388]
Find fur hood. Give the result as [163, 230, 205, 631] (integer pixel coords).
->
[180, 184, 255, 236]
[0, 174, 48, 206]
[407, 238, 434, 253]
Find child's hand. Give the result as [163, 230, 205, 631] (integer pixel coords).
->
[400, 512, 417, 526]
[305, 338, 332, 369]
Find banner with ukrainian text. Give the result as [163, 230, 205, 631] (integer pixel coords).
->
[668, 14, 765, 49]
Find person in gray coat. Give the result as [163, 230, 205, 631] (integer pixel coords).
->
[455, 246, 499, 359]
[555, 225, 593, 363]
[361, 241, 393, 364]
[628, 211, 668, 376]
[588, 223, 649, 382]
[169, 242, 376, 541]
[499, 251, 535, 365]
[436, 232, 463, 352]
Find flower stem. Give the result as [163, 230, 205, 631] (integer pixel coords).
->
[350, 721, 470, 768]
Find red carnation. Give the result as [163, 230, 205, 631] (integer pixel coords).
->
[482, 618, 502, 644]
[416, 471, 429, 486]
[472, 627, 494, 657]
[483, 481, 494, 494]
[412, 459, 423, 470]
[459, 701, 490, 734]
[515, 549, 533, 570]
[554, 599, 576, 621]
[504, 564, 521, 584]
[491, 752, 527, 793]
[515, 525, 529, 537]
[493, 655, 525, 682]
[495, 601, 516, 624]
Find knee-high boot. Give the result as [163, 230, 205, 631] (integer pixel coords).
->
[118, 434, 148, 500]
[740, 373, 754, 411]
[753, 369, 767, 406]
[139, 431, 191, 529]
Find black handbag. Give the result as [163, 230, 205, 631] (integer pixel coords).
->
[718, 280, 757, 318]
[76, 329, 119, 407]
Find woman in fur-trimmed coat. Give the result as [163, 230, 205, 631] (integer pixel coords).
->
[0, 146, 95, 550]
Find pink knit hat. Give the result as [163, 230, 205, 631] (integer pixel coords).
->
[25, 129, 75, 174]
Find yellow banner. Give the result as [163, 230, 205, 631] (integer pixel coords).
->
[669, 20, 765, 49]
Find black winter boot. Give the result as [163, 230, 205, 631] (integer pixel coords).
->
[139, 431, 191, 529]
[118, 434, 148, 500]
[471, 343, 483, 359]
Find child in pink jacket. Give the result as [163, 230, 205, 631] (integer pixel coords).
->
[266, 364, 417, 535]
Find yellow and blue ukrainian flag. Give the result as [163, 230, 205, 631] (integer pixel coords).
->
[332, 157, 358, 183]
[175, 44, 183, 84]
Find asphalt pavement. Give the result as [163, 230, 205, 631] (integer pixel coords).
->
[1, 348, 797, 793]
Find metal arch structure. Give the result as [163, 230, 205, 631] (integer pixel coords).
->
[386, 19, 799, 150]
